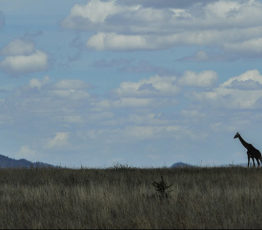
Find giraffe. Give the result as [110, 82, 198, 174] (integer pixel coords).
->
[234, 132, 262, 168]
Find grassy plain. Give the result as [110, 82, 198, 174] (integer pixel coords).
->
[0, 166, 261, 229]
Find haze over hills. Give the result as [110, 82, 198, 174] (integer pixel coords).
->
[0, 154, 53, 168]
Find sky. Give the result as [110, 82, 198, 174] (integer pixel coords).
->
[0, 0, 262, 168]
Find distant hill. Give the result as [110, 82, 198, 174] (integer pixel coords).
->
[170, 162, 194, 168]
[0, 154, 53, 168]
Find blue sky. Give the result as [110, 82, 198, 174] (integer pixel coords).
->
[0, 0, 262, 167]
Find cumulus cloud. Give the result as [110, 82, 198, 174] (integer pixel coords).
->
[125, 125, 181, 140]
[63, 0, 262, 55]
[192, 51, 209, 61]
[180, 50, 210, 62]
[29, 76, 50, 89]
[62, 115, 83, 124]
[179, 70, 218, 87]
[51, 80, 90, 99]
[204, 0, 241, 18]
[86, 31, 213, 51]
[224, 38, 262, 55]
[119, 0, 218, 9]
[101, 71, 219, 110]
[195, 69, 262, 109]
[84, 123, 195, 142]
[97, 97, 154, 108]
[127, 113, 168, 126]
[66, 0, 121, 24]
[116, 75, 179, 96]
[114, 71, 217, 98]
[222, 69, 262, 89]
[93, 58, 171, 75]
[0, 39, 35, 56]
[2, 76, 92, 129]
[47, 132, 70, 149]
[0, 39, 48, 75]
[87, 33, 149, 51]
[86, 27, 262, 52]
[0, 50, 48, 75]
[62, 0, 139, 29]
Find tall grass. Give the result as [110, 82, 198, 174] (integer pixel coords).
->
[0, 167, 261, 228]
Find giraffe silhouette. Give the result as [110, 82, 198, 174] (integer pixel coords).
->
[234, 132, 262, 168]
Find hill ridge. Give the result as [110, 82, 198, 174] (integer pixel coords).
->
[0, 154, 53, 168]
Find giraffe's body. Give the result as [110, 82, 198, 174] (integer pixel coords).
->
[234, 132, 261, 167]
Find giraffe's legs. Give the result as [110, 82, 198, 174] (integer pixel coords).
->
[252, 157, 255, 167]
[256, 158, 260, 167]
[248, 155, 250, 168]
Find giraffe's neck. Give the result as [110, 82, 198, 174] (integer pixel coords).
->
[238, 135, 250, 149]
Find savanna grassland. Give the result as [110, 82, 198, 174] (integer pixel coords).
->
[0, 166, 262, 229]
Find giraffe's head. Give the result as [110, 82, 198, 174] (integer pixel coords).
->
[234, 132, 240, 139]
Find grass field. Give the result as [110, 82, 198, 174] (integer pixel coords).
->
[0, 166, 262, 229]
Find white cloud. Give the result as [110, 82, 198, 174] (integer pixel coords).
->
[84, 123, 194, 142]
[29, 76, 50, 89]
[0, 39, 35, 56]
[195, 69, 262, 109]
[4, 68, 262, 166]
[116, 75, 178, 96]
[179, 50, 215, 62]
[0, 39, 48, 75]
[115, 97, 152, 107]
[122, 124, 198, 140]
[0, 50, 48, 75]
[126, 125, 165, 140]
[64, 0, 262, 54]
[2, 76, 92, 128]
[47, 132, 70, 149]
[54, 79, 89, 90]
[204, 1, 241, 18]
[68, 0, 120, 23]
[86, 31, 225, 51]
[181, 109, 206, 120]
[87, 33, 149, 51]
[51, 80, 90, 99]
[127, 113, 168, 126]
[197, 87, 262, 109]
[94, 75, 179, 109]
[63, 0, 140, 29]
[224, 38, 262, 55]
[16, 145, 37, 161]
[62, 115, 83, 124]
[222, 69, 262, 89]
[179, 70, 218, 87]
[97, 97, 153, 108]
[192, 51, 209, 61]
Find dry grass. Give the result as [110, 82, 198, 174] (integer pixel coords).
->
[0, 166, 261, 228]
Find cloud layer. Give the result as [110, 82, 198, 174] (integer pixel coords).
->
[1, 0, 262, 167]
[63, 0, 262, 56]
[2, 69, 261, 160]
